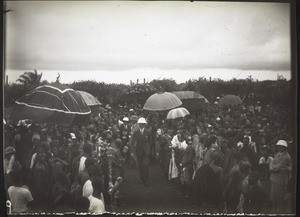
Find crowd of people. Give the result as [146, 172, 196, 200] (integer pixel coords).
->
[3, 98, 294, 214]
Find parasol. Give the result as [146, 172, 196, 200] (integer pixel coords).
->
[10, 82, 91, 127]
[218, 95, 242, 107]
[166, 107, 190, 120]
[143, 92, 182, 111]
[77, 90, 102, 115]
[76, 91, 101, 106]
[172, 91, 209, 110]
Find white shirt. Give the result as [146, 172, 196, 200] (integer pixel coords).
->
[171, 135, 188, 150]
[88, 195, 105, 214]
[78, 156, 87, 173]
[83, 180, 105, 203]
[171, 135, 181, 148]
[30, 153, 37, 169]
[180, 141, 188, 151]
[140, 128, 144, 134]
[8, 186, 33, 213]
[83, 180, 93, 198]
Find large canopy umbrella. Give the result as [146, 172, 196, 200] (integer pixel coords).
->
[10, 82, 91, 127]
[77, 90, 102, 115]
[76, 91, 101, 106]
[219, 95, 242, 107]
[166, 107, 190, 120]
[143, 92, 182, 111]
[172, 91, 209, 110]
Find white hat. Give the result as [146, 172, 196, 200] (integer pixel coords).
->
[214, 101, 218, 105]
[216, 97, 220, 100]
[276, 140, 288, 147]
[137, 117, 147, 124]
[129, 109, 134, 112]
[216, 117, 221, 121]
[123, 117, 129, 122]
[70, 133, 76, 139]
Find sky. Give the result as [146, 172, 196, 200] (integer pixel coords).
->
[4, 1, 291, 84]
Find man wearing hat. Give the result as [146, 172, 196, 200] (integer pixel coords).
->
[129, 117, 151, 186]
[4, 147, 21, 175]
[269, 140, 292, 213]
[119, 117, 130, 136]
[130, 115, 139, 134]
[129, 109, 137, 117]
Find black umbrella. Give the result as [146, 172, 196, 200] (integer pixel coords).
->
[172, 91, 209, 110]
[219, 95, 242, 107]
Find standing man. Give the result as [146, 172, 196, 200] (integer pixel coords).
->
[128, 115, 139, 169]
[269, 140, 292, 213]
[129, 117, 151, 186]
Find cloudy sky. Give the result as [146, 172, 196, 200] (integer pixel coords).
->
[4, 1, 291, 84]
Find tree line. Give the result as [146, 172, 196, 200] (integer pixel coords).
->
[4, 70, 292, 107]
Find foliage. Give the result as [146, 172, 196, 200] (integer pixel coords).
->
[149, 78, 179, 92]
[122, 84, 157, 97]
[70, 80, 127, 105]
[4, 71, 292, 108]
[16, 69, 44, 90]
[4, 70, 47, 107]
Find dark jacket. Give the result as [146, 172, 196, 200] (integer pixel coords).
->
[243, 184, 268, 213]
[240, 146, 259, 171]
[181, 145, 195, 167]
[130, 129, 151, 157]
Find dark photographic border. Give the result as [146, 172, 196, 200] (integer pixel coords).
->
[1, 0, 299, 216]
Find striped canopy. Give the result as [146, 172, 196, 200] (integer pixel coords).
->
[10, 83, 91, 126]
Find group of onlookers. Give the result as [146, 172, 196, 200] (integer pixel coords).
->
[3, 100, 294, 214]
[151, 101, 293, 214]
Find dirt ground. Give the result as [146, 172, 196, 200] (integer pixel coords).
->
[113, 163, 220, 214]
